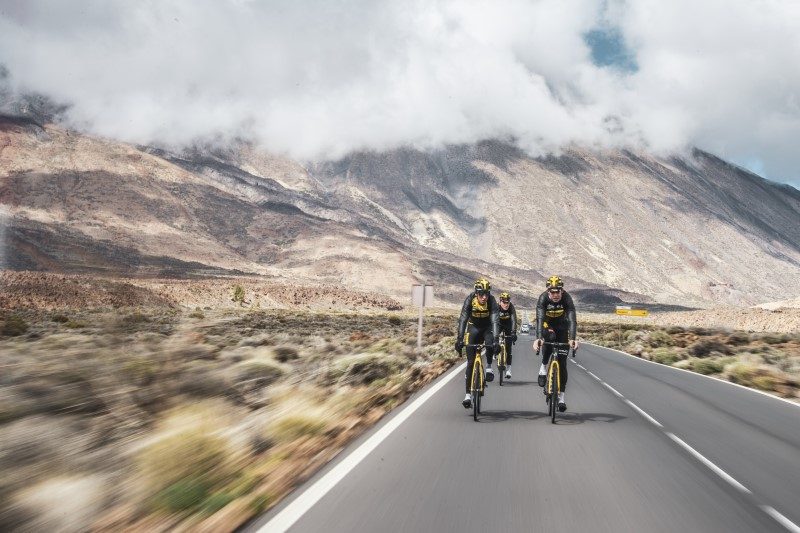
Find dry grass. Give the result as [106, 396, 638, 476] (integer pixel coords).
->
[0, 306, 457, 532]
[580, 321, 800, 399]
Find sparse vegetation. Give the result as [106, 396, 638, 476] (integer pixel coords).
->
[580, 322, 799, 399]
[232, 285, 245, 306]
[2, 314, 29, 336]
[0, 304, 456, 531]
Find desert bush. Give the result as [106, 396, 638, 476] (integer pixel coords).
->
[51, 314, 70, 323]
[666, 325, 685, 334]
[178, 361, 227, 398]
[650, 347, 682, 365]
[271, 413, 328, 442]
[726, 363, 783, 392]
[388, 315, 404, 326]
[2, 315, 28, 337]
[330, 353, 406, 386]
[726, 331, 751, 346]
[232, 285, 245, 306]
[200, 491, 237, 514]
[688, 338, 731, 357]
[688, 358, 725, 375]
[64, 320, 87, 329]
[760, 334, 790, 345]
[138, 427, 236, 512]
[232, 360, 286, 385]
[645, 330, 675, 348]
[189, 308, 205, 319]
[273, 346, 300, 362]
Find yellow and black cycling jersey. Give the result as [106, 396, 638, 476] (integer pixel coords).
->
[535, 290, 577, 340]
[498, 301, 518, 333]
[456, 292, 500, 341]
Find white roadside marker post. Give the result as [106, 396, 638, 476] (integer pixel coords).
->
[412, 284, 434, 350]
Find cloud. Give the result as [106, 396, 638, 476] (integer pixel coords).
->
[1, 0, 799, 184]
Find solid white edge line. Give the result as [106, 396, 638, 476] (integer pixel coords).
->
[258, 361, 467, 533]
[665, 432, 752, 494]
[760, 506, 800, 533]
[586, 371, 601, 381]
[601, 381, 624, 398]
[623, 399, 664, 428]
[585, 342, 800, 408]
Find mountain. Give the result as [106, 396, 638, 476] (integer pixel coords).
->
[2, 114, 799, 308]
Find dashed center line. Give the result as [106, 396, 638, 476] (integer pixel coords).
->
[576, 361, 798, 532]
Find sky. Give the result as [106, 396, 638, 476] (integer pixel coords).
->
[1, 0, 799, 188]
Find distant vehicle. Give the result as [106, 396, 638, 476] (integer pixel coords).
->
[520, 324, 530, 334]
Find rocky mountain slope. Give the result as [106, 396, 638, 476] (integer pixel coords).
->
[2, 114, 799, 307]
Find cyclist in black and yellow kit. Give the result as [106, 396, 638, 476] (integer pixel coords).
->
[497, 292, 518, 379]
[455, 277, 500, 408]
[533, 276, 579, 412]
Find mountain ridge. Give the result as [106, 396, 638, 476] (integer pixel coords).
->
[2, 115, 799, 307]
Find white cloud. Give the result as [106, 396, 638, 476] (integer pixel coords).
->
[1, 0, 799, 184]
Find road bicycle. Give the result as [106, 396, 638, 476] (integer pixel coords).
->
[497, 331, 508, 386]
[540, 341, 574, 423]
[463, 343, 487, 421]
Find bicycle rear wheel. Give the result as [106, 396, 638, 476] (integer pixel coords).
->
[472, 362, 480, 422]
[498, 350, 505, 386]
[550, 367, 557, 424]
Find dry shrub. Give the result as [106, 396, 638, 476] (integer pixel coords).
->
[330, 353, 406, 385]
[687, 358, 725, 375]
[232, 360, 285, 385]
[649, 347, 682, 365]
[645, 330, 675, 348]
[726, 362, 782, 392]
[688, 338, 731, 357]
[272, 346, 299, 362]
[2, 315, 28, 337]
[726, 331, 751, 346]
[271, 414, 328, 442]
[138, 423, 238, 512]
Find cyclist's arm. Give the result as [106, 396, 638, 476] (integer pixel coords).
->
[510, 303, 518, 333]
[564, 292, 577, 340]
[489, 295, 500, 341]
[456, 294, 471, 340]
[534, 291, 547, 338]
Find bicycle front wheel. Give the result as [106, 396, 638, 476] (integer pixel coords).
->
[472, 363, 481, 422]
[550, 369, 557, 424]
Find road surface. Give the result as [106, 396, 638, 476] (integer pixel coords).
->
[249, 340, 800, 532]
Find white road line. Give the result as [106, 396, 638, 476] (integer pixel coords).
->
[586, 342, 800, 408]
[601, 381, 624, 398]
[258, 361, 467, 533]
[665, 432, 752, 494]
[579, 357, 798, 532]
[623, 399, 663, 428]
[760, 506, 800, 533]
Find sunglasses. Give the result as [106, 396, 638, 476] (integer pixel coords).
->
[475, 290, 488, 296]
[548, 289, 562, 294]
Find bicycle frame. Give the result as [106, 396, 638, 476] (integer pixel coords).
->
[466, 343, 486, 395]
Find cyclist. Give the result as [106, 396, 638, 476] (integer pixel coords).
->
[533, 276, 579, 412]
[455, 277, 500, 408]
[497, 291, 518, 379]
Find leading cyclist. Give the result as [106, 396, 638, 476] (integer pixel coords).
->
[455, 277, 500, 408]
[533, 276, 579, 412]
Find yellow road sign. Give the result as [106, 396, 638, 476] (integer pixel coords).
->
[615, 306, 649, 317]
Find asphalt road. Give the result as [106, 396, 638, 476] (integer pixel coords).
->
[250, 339, 800, 533]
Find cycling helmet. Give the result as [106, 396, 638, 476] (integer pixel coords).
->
[545, 275, 564, 290]
[474, 277, 491, 293]
[499, 291, 511, 301]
